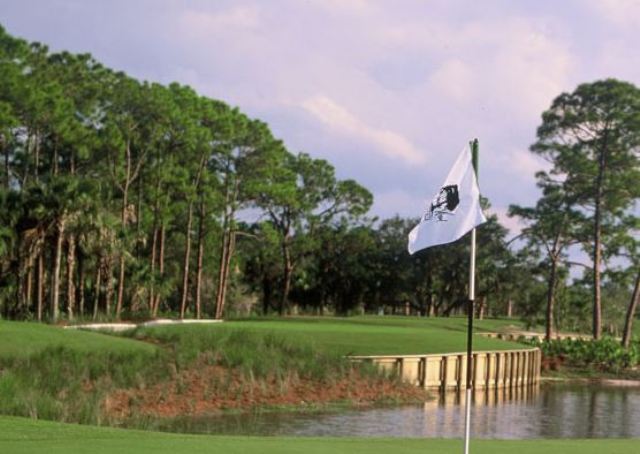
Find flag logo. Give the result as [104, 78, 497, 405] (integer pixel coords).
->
[425, 184, 459, 222]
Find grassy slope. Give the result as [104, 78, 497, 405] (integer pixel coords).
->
[0, 321, 156, 358]
[135, 316, 525, 356]
[0, 416, 637, 454]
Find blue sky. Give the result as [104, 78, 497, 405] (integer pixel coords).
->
[1, 0, 639, 235]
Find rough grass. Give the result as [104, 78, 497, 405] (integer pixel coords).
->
[130, 326, 357, 382]
[0, 416, 637, 454]
[0, 346, 169, 424]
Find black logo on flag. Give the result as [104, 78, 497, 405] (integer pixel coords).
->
[424, 184, 459, 222]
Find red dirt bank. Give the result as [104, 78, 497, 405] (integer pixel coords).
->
[105, 364, 428, 419]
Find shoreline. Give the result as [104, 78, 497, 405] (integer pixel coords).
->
[541, 375, 640, 387]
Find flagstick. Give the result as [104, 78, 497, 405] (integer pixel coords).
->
[463, 139, 479, 454]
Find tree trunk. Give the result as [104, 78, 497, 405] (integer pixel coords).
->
[78, 251, 85, 317]
[93, 259, 102, 320]
[116, 139, 134, 320]
[179, 202, 195, 319]
[105, 255, 114, 317]
[180, 157, 206, 319]
[214, 173, 238, 321]
[115, 226, 127, 319]
[546, 257, 559, 341]
[506, 299, 513, 318]
[51, 216, 66, 322]
[592, 144, 607, 340]
[135, 174, 143, 260]
[593, 212, 603, 340]
[152, 224, 165, 317]
[66, 234, 76, 320]
[148, 227, 158, 313]
[216, 230, 236, 320]
[279, 236, 293, 315]
[194, 201, 206, 319]
[37, 253, 44, 321]
[148, 176, 162, 315]
[622, 269, 640, 348]
[215, 220, 229, 319]
[25, 265, 33, 315]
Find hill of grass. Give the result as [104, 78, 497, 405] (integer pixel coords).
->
[0, 416, 637, 454]
[133, 316, 525, 356]
[0, 321, 156, 358]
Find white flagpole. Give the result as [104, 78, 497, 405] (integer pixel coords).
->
[463, 139, 479, 454]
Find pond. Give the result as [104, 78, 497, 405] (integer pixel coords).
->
[153, 382, 640, 439]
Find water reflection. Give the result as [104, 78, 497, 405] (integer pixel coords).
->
[153, 383, 640, 439]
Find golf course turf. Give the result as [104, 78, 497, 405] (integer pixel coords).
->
[0, 320, 156, 358]
[0, 416, 637, 454]
[2, 317, 636, 453]
[132, 316, 525, 356]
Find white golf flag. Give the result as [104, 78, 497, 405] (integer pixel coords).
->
[408, 145, 486, 254]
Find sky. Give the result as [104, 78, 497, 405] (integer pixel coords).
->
[1, 0, 639, 235]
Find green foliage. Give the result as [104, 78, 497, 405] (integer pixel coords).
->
[532, 337, 640, 373]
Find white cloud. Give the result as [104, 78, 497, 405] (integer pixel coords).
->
[372, 189, 422, 219]
[586, 0, 640, 27]
[306, 0, 373, 15]
[497, 147, 550, 180]
[181, 6, 260, 31]
[302, 95, 426, 165]
[489, 19, 573, 120]
[491, 206, 525, 238]
[429, 59, 473, 102]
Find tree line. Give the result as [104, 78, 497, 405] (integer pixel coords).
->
[0, 26, 638, 348]
[0, 25, 372, 322]
[509, 79, 640, 346]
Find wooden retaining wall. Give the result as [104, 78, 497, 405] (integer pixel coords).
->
[349, 348, 541, 391]
[479, 332, 594, 342]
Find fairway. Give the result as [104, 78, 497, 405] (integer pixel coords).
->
[0, 321, 157, 358]
[0, 416, 637, 454]
[0, 316, 528, 358]
[135, 316, 525, 356]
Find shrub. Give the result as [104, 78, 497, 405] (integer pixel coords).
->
[530, 337, 639, 373]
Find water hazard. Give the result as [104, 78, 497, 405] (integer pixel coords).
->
[155, 382, 640, 439]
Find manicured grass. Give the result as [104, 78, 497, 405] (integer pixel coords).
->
[0, 321, 156, 358]
[0, 416, 637, 454]
[0, 316, 526, 358]
[135, 316, 525, 356]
